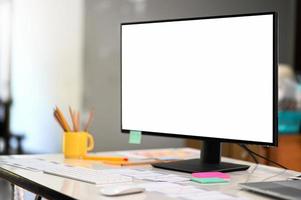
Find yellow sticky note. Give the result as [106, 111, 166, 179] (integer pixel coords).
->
[129, 130, 142, 144]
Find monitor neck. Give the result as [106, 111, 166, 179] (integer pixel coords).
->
[201, 141, 221, 164]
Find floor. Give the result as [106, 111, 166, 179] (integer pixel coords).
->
[0, 178, 36, 200]
[0, 178, 11, 200]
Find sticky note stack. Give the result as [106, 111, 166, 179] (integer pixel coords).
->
[191, 172, 230, 184]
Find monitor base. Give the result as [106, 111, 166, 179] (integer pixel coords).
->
[152, 159, 250, 173]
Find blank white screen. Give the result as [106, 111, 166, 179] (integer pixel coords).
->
[122, 14, 274, 143]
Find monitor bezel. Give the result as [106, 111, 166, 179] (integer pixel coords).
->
[120, 12, 278, 146]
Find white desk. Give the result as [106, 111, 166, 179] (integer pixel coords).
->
[0, 150, 299, 200]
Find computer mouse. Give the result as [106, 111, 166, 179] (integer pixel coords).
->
[100, 185, 145, 196]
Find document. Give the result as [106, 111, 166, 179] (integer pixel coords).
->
[103, 169, 190, 182]
[137, 182, 247, 200]
[0, 157, 71, 172]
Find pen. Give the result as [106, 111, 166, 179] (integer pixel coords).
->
[102, 160, 165, 166]
[83, 155, 128, 162]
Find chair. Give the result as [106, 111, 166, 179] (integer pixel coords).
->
[0, 99, 25, 154]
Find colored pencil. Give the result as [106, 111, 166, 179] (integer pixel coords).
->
[69, 106, 77, 131]
[55, 106, 71, 132]
[76, 111, 80, 131]
[53, 110, 66, 131]
[102, 160, 164, 166]
[84, 110, 94, 131]
[83, 155, 128, 162]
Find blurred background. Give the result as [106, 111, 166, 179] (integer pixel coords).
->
[0, 0, 297, 154]
[0, 0, 300, 198]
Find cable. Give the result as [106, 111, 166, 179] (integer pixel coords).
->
[240, 144, 259, 164]
[239, 144, 288, 169]
[261, 169, 287, 182]
[238, 144, 259, 183]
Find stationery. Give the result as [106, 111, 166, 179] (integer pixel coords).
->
[191, 177, 229, 184]
[83, 155, 128, 162]
[192, 172, 230, 179]
[54, 106, 94, 132]
[54, 106, 128, 161]
[102, 160, 163, 166]
[54, 106, 71, 132]
[84, 110, 94, 131]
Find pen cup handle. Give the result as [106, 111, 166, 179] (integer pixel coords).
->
[87, 133, 94, 151]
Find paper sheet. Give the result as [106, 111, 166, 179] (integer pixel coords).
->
[103, 169, 190, 182]
[0, 157, 71, 172]
[0, 158, 246, 200]
[118, 148, 200, 160]
[137, 182, 246, 200]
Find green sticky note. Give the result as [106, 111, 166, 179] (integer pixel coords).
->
[129, 130, 142, 144]
[191, 177, 228, 184]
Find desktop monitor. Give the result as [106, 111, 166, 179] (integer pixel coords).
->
[121, 12, 277, 173]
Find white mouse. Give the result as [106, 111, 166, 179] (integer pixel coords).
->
[100, 185, 145, 196]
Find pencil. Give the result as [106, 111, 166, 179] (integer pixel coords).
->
[53, 110, 66, 131]
[102, 160, 164, 166]
[55, 106, 71, 132]
[54, 110, 68, 131]
[83, 155, 128, 162]
[69, 106, 77, 131]
[76, 111, 80, 131]
[84, 110, 94, 131]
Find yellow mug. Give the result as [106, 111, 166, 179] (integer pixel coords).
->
[63, 132, 94, 159]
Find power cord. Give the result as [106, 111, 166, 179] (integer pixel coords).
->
[239, 144, 288, 169]
[240, 144, 259, 164]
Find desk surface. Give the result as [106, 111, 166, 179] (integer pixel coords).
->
[0, 150, 300, 200]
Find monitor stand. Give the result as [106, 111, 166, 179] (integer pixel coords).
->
[152, 141, 250, 173]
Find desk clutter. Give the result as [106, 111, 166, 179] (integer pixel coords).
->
[0, 157, 132, 185]
[53, 106, 128, 162]
[53, 106, 94, 132]
[54, 106, 96, 159]
[191, 172, 230, 184]
[118, 148, 200, 161]
[136, 182, 244, 200]
[0, 157, 246, 199]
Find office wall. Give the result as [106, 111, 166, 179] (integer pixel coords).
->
[11, 0, 84, 153]
[0, 0, 11, 101]
[84, 0, 296, 151]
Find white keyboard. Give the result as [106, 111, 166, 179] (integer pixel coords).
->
[44, 166, 132, 185]
[0, 157, 132, 185]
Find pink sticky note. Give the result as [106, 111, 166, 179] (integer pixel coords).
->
[192, 172, 230, 179]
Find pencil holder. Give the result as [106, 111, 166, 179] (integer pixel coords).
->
[63, 132, 94, 159]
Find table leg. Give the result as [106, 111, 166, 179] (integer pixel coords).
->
[11, 184, 14, 200]
[11, 185, 25, 200]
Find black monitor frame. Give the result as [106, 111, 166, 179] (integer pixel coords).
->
[120, 12, 278, 173]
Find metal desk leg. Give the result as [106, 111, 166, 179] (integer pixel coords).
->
[11, 184, 14, 200]
[35, 195, 42, 200]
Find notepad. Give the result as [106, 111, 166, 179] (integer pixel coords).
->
[191, 177, 228, 184]
[192, 172, 230, 179]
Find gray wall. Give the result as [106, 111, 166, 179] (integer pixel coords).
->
[84, 0, 296, 151]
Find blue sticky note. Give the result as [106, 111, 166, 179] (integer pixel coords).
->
[191, 177, 228, 184]
[129, 130, 142, 144]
